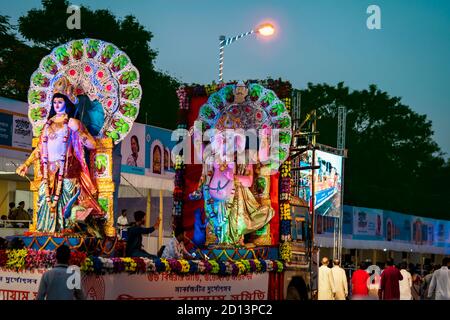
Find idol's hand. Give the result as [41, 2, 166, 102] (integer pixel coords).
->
[16, 164, 28, 177]
[68, 118, 80, 132]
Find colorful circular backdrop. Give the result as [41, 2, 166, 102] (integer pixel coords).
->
[27, 38, 141, 144]
[197, 83, 292, 167]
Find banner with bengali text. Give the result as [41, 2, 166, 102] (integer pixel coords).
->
[0, 269, 269, 301]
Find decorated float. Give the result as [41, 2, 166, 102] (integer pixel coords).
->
[0, 40, 288, 300]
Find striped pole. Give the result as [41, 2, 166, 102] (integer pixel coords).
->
[219, 30, 255, 83]
[219, 35, 225, 83]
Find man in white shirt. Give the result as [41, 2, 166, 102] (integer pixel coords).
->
[428, 257, 450, 300]
[318, 257, 336, 300]
[331, 259, 348, 300]
[116, 209, 129, 239]
[162, 227, 193, 260]
[399, 262, 413, 300]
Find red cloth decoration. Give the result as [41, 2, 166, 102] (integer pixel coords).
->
[269, 173, 280, 245]
[182, 96, 208, 243]
[268, 271, 285, 300]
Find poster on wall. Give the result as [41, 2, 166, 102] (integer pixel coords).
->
[352, 207, 383, 238]
[298, 150, 343, 217]
[316, 205, 450, 254]
[0, 110, 32, 160]
[12, 115, 32, 149]
[145, 125, 175, 176]
[121, 122, 146, 175]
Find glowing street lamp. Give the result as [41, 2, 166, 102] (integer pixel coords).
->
[256, 23, 275, 36]
[218, 22, 275, 83]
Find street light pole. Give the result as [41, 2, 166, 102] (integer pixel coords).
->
[218, 23, 274, 83]
[219, 35, 226, 84]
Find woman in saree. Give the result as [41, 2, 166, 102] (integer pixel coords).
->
[16, 90, 102, 233]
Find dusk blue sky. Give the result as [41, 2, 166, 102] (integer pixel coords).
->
[3, 0, 450, 156]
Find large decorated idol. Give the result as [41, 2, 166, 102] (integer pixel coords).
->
[16, 39, 142, 237]
[190, 81, 292, 247]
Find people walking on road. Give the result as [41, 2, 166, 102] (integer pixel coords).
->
[379, 258, 403, 300]
[318, 257, 336, 300]
[331, 259, 348, 300]
[421, 265, 436, 300]
[399, 262, 413, 300]
[411, 266, 423, 300]
[368, 268, 381, 299]
[351, 262, 369, 299]
[428, 257, 450, 300]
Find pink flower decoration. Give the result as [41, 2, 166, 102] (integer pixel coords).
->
[69, 69, 76, 76]
[98, 71, 104, 78]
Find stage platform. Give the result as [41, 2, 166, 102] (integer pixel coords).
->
[6, 235, 123, 257]
[197, 245, 279, 261]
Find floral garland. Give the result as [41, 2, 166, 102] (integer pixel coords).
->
[173, 155, 185, 216]
[0, 249, 284, 275]
[6, 249, 28, 271]
[279, 96, 293, 261]
[179, 80, 291, 100]
[42, 114, 70, 208]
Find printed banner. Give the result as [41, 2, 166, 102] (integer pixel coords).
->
[0, 112, 13, 147]
[0, 268, 45, 300]
[12, 115, 32, 150]
[121, 122, 146, 175]
[83, 272, 269, 300]
[120, 123, 176, 177]
[353, 207, 383, 238]
[298, 150, 343, 217]
[145, 125, 175, 176]
[317, 205, 450, 254]
[0, 270, 269, 301]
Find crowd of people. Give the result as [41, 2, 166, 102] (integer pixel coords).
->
[318, 256, 450, 300]
[1, 201, 32, 228]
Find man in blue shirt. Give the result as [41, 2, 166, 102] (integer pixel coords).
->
[36, 245, 85, 300]
[126, 210, 160, 258]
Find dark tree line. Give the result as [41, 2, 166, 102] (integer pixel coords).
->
[299, 82, 450, 220]
[1, 0, 179, 129]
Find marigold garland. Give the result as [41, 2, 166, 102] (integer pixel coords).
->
[1, 249, 283, 275]
[6, 249, 27, 271]
[280, 241, 292, 263]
